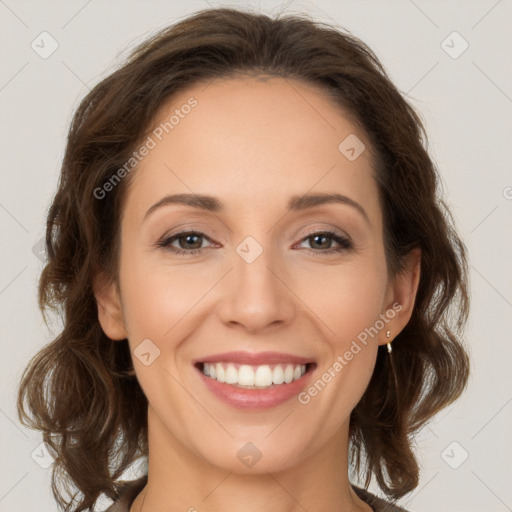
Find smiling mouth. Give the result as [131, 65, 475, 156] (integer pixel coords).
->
[194, 361, 316, 389]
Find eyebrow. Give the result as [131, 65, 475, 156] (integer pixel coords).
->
[144, 192, 370, 224]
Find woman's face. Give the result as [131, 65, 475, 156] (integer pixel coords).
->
[97, 76, 416, 473]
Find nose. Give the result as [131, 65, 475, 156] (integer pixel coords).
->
[217, 244, 297, 333]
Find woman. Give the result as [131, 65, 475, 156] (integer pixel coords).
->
[17, 7, 470, 512]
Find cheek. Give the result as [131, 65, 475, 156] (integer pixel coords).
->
[119, 256, 213, 341]
[295, 255, 387, 395]
[299, 257, 388, 339]
[292, 261, 386, 438]
[118, 259, 210, 403]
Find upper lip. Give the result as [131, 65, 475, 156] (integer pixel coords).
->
[195, 351, 314, 366]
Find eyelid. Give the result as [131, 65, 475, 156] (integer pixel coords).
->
[297, 225, 351, 242]
[159, 225, 219, 242]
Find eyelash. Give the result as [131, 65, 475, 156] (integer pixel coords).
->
[156, 229, 353, 256]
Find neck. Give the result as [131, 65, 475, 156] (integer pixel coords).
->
[130, 405, 371, 512]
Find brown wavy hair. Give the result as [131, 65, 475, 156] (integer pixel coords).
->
[17, 6, 470, 511]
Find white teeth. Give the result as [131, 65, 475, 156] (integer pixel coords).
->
[238, 365, 255, 386]
[201, 362, 308, 388]
[225, 363, 238, 384]
[255, 365, 273, 387]
[272, 365, 285, 384]
[215, 362, 225, 383]
[283, 364, 294, 383]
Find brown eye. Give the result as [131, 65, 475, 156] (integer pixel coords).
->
[158, 231, 213, 255]
[297, 231, 352, 254]
[174, 233, 204, 250]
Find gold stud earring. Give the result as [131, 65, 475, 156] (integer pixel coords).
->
[386, 330, 392, 353]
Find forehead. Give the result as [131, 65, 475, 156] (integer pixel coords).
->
[123, 76, 380, 222]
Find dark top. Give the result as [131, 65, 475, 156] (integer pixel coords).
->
[105, 475, 410, 511]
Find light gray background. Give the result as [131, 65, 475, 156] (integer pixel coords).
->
[1, 0, 511, 511]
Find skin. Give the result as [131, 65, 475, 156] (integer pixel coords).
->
[94, 76, 421, 512]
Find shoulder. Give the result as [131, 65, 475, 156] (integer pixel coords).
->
[105, 475, 147, 512]
[352, 485, 410, 512]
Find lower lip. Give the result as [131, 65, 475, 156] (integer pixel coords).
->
[196, 364, 316, 410]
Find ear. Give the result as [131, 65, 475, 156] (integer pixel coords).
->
[92, 270, 128, 340]
[378, 247, 421, 346]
